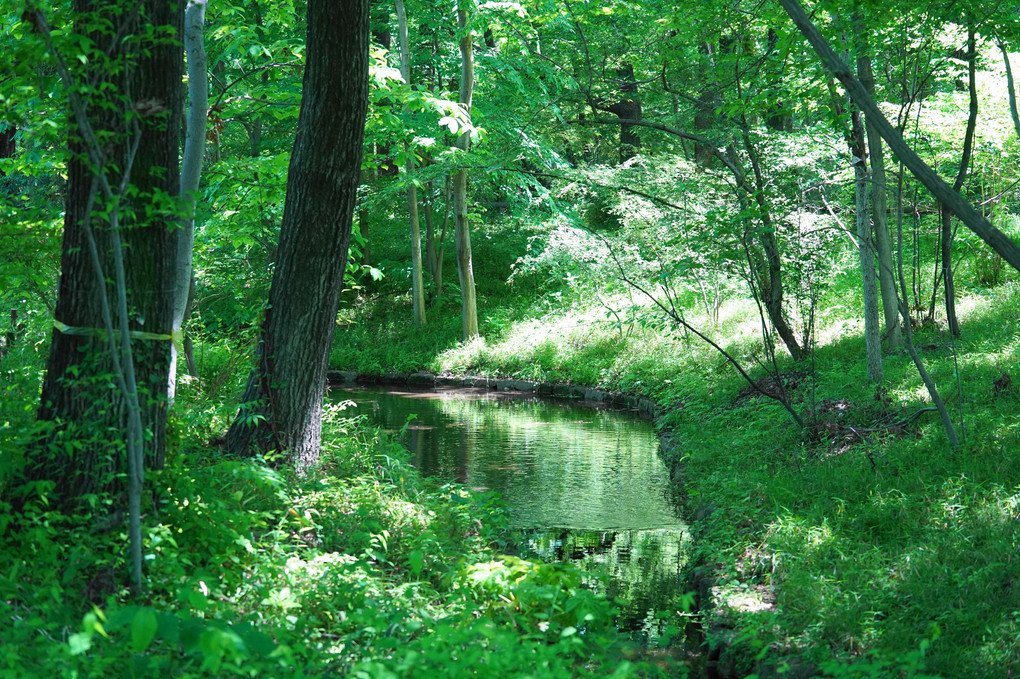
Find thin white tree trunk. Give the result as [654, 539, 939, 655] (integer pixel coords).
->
[855, 37, 901, 349]
[455, 1, 478, 339]
[170, 0, 208, 402]
[396, 0, 426, 326]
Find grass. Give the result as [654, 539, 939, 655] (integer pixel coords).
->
[1, 394, 668, 677]
[328, 240, 1020, 678]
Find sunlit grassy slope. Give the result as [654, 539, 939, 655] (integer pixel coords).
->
[331, 266, 1020, 677]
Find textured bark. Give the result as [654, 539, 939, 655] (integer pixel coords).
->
[607, 62, 641, 163]
[780, 0, 1020, 273]
[454, 1, 478, 339]
[226, 0, 369, 469]
[30, 0, 183, 505]
[693, 43, 720, 168]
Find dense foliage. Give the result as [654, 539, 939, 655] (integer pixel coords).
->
[4, 0, 1020, 676]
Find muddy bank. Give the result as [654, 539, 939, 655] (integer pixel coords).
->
[326, 370, 662, 418]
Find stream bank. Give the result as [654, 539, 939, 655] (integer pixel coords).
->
[326, 370, 769, 677]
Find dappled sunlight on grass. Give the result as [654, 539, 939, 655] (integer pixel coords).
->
[325, 230, 1020, 676]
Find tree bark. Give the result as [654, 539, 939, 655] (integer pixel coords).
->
[30, 0, 183, 506]
[607, 61, 642, 164]
[999, 38, 1020, 141]
[395, 0, 426, 326]
[741, 128, 803, 360]
[454, 0, 478, 339]
[895, 165, 959, 447]
[226, 0, 369, 470]
[779, 0, 1020, 273]
[850, 108, 883, 381]
[940, 25, 978, 338]
[854, 27, 901, 349]
[0, 125, 15, 172]
[169, 0, 209, 403]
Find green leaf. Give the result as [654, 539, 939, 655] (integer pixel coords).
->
[131, 608, 158, 653]
[408, 549, 424, 576]
[68, 632, 92, 656]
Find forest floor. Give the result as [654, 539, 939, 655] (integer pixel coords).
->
[329, 273, 1020, 679]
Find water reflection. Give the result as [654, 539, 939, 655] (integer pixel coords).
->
[330, 386, 690, 631]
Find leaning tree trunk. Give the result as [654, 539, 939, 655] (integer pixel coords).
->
[741, 128, 803, 360]
[30, 0, 183, 507]
[226, 0, 369, 470]
[940, 24, 978, 339]
[454, 0, 479, 339]
[1000, 38, 1020, 141]
[779, 0, 1020, 273]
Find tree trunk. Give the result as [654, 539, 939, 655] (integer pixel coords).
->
[424, 177, 449, 302]
[30, 0, 184, 507]
[396, 0, 426, 326]
[0, 125, 15, 172]
[850, 108, 883, 382]
[607, 61, 641, 164]
[854, 32, 901, 348]
[779, 0, 1020, 273]
[454, 0, 478, 339]
[741, 128, 803, 360]
[999, 38, 1020, 141]
[169, 0, 209, 403]
[895, 162, 959, 447]
[941, 25, 978, 339]
[226, 0, 369, 470]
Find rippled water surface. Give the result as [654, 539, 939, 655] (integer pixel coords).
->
[330, 385, 690, 632]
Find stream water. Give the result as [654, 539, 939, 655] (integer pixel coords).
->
[329, 385, 691, 635]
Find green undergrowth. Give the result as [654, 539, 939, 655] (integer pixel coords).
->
[331, 278, 1020, 678]
[0, 401, 668, 678]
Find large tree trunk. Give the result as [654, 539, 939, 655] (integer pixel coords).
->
[226, 0, 369, 469]
[454, 0, 478, 339]
[29, 0, 183, 506]
[607, 61, 642, 164]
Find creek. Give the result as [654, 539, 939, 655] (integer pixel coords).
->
[329, 385, 691, 637]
